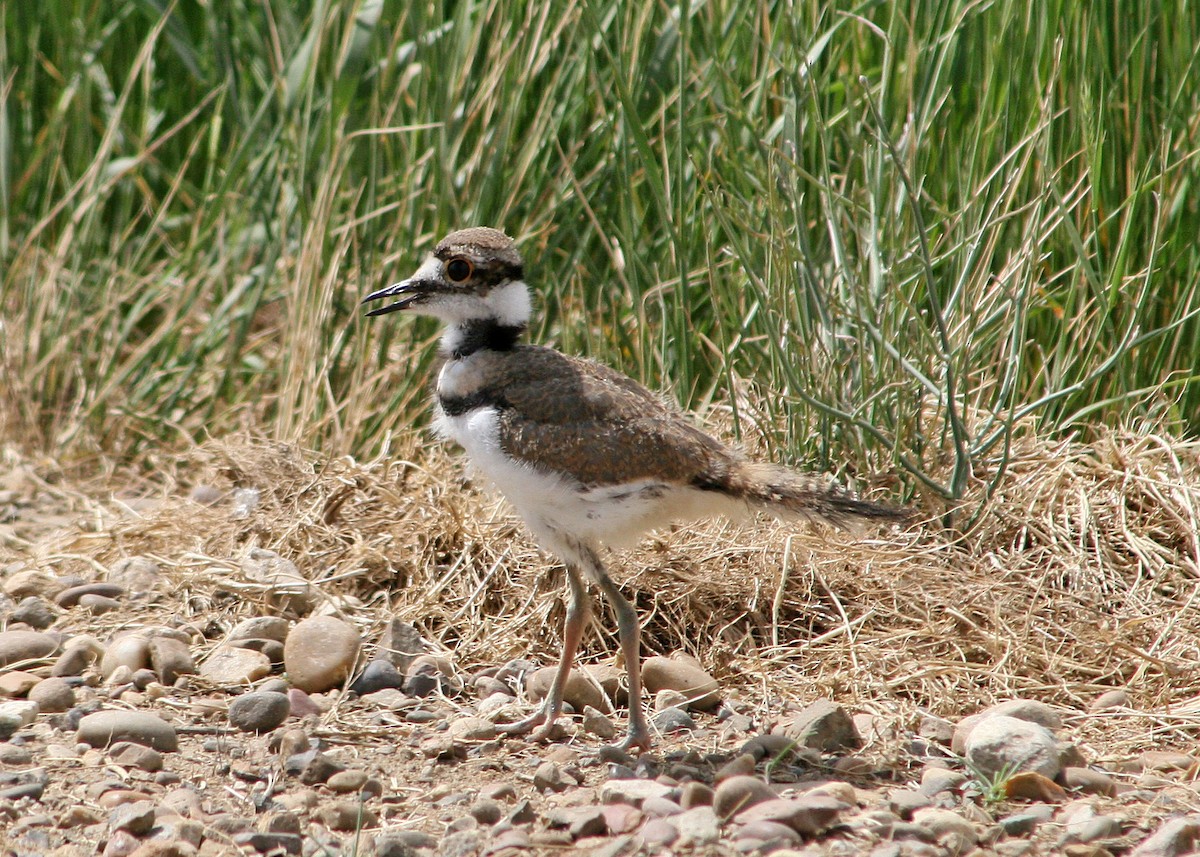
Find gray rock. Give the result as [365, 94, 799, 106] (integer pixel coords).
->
[534, 761, 573, 792]
[675, 805, 720, 846]
[652, 706, 695, 734]
[911, 807, 979, 845]
[1089, 689, 1129, 711]
[228, 691, 290, 732]
[963, 714, 1061, 780]
[229, 615, 291, 644]
[1131, 814, 1200, 857]
[77, 709, 178, 751]
[26, 672, 74, 705]
[642, 655, 720, 711]
[952, 699, 1062, 753]
[599, 778, 673, 807]
[773, 698, 862, 752]
[101, 633, 151, 678]
[919, 767, 967, 797]
[283, 615, 361, 693]
[108, 741, 164, 772]
[147, 636, 196, 685]
[378, 619, 425, 674]
[200, 645, 272, 685]
[108, 799, 157, 834]
[448, 715, 496, 742]
[679, 781, 714, 809]
[107, 556, 161, 593]
[582, 705, 616, 740]
[316, 800, 377, 831]
[713, 775, 776, 819]
[55, 582, 125, 608]
[374, 831, 438, 857]
[232, 832, 302, 855]
[1061, 766, 1116, 796]
[641, 817, 680, 846]
[79, 593, 121, 613]
[546, 805, 607, 839]
[10, 596, 57, 630]
[241, 549, 313, 615]
[350, 658, 405, 695]
[0, 630, 58, 667]
[525, 665, 609, 713]
[733, 794, 846, 835]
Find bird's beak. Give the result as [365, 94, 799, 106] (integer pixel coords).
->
[361, 279, 425, 317]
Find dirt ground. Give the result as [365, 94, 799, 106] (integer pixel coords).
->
[3, 434, 1200, 856]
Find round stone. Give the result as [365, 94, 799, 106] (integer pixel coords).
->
[228, 691, 290, 732]
[283, 616, 361, 693]
[28, 677, 75, 712]
[0, 630, 59, 667]
[77, 710, 178, 752]
[713, 775, 776, 819]
[642, 655, 720, 711]
[525, 667, 609, 714]
[199, 645, 272, 685]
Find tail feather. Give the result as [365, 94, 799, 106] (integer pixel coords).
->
[728, 462, 909, 530]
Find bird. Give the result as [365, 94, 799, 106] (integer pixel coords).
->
[362, 227, 907, 750]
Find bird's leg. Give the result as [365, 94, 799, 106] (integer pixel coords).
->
[498, 564, 589, 740]
[588, 557, 652, 752]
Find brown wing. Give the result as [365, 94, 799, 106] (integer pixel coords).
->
[484, 346, 739, 489]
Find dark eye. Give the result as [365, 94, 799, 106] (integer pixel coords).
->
[446, 258, 473, 282]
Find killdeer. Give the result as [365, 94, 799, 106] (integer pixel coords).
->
[363, 227, 907, 750]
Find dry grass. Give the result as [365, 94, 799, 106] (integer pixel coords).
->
[8, 428, 1200, 758]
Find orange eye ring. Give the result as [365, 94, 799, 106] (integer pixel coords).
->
[446, 257, 473, 282]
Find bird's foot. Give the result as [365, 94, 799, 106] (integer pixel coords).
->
[496, 710, 547, 737]
[614, 715, 652, 753]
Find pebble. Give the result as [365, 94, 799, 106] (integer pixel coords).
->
[733, 794, 846, 835]
[534, 761, 573, 792]
[964, 714, 1062, 780]
[582, 705, 617, 740]
[228, 691, 291, 732]
[1131, 814, 1200, 857]
[147, 637, 196, 684]
[27, 676, 75, 711]
[231, 832, 303, 855]
[240, 549, 314, 615]
[675, 805, 721, 846]
[600, 778, 673, 806]
[55, 581, 125, 607]
[108, 741, 164, 772]
[715, 752, 757, 782]
[9, 596, 57, 630]
[0, 699, 39, 739]
[641, 817, 680, 846]
[912, 807, 979, 845]
[652, 705, 695, 734]
[350, 658, 406, 695]
[448, 715, 496, 741]
[101, 633, 152, 678]
[199, 645, 272, 685]
[920, 767, 967, 796]
[80, 593, 122, 613]
[109, 800, 158, 835]
[326, 769, 369, 793]
[0, 629, 59, 667]
[374, 831, 438, 857]
[641, 654, 720, 711]
[0, 670, 39, 696]
[952, 698, 1062, 753]
[77, 709, 179, 751]
[714, 775, 777, 819]
[772, 698, 862, 752]
[1062, 766, 1116, 796]
[107, 556, 161, 593]
[680, 781, 714, 809]
[316, 801, 377, 831]
[1089, 689, 1129, 711]
[283, 615, 362, 693]
[525, 665, 609, 713]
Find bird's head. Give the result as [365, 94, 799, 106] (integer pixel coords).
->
[362, 227, 531, 330]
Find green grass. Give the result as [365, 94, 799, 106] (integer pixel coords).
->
[2, 0, 1199, 519]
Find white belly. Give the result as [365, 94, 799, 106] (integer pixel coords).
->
[434, 406, 744, 551]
